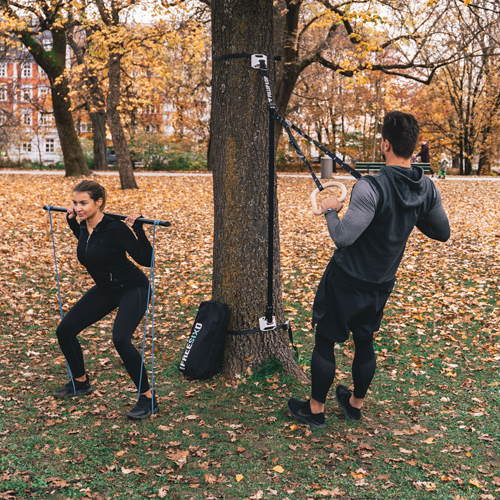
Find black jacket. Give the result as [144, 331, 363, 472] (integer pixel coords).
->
[67, 214, 152, 290]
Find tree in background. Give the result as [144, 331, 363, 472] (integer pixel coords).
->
[0, 0, 90, 176]
[410, 3, 500, 175]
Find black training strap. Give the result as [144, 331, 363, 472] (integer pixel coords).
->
[229, 321, 298, 355]
[214, 53, 281, 62]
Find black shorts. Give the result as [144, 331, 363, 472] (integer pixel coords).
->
[312, 262, 393, 343]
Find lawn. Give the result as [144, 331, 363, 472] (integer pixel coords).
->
[0, 174, 499, 500]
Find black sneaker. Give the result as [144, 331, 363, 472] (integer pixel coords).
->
[126, 394, 159, 420]
[335, 385, 361, 421]
[287, 398, 326, 429]
[53, 377, 92, 398]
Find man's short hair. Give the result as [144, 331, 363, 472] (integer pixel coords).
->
[381, 111, 419, 159]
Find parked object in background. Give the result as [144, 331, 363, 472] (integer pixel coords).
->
[106, 148, 117, 165]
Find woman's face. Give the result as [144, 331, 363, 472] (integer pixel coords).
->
[72, 191, 103, 221]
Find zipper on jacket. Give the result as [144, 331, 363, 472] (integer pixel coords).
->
[110, 273, 113, 282]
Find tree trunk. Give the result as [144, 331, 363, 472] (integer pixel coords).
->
[22, 28, 89, 177]
[211, 0, 308, 382]
[50, 76, 90, 177]
[91, 111, 108, 171]
[107, 53, 137, 189]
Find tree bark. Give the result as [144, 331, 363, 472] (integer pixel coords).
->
[211, 0, 308, 382]
[91, 111, 108, 171]
[107, 53, 137, 189]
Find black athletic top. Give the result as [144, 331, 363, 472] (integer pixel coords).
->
[67, 214, 152, 290]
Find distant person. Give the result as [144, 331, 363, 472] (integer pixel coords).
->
[287, 111, 450, 428]
[438, 153, 449, 179]
[417, 139, 430, 163]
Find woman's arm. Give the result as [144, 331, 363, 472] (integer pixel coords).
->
[66, 210, 80, 239]
[116, 219, 153, 266]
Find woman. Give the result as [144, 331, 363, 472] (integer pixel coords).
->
[53, 180, 158, 420]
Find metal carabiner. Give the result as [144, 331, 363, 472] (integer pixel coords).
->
[311, 181, 348, 215]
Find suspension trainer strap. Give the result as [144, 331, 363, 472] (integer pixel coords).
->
[229, 320, 297, 355]
[281, 118, 362, 180]
[276, 115, 324, 191]
[138, 221, 159, 414]
[213, 53, 281, 63]
[47, 206, 75, 393]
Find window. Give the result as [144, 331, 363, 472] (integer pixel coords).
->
[21, 85, 32, 102]
[145, 124, 155, 133]
[0, 63, 7, 78]
[45, 138, 55, 153]
[42, 39, 53, 50]
[22, 111, 32, 125]
[22, 142, 32, 153]
[38, 66, 47, 79]
[0, 86, 7, 102]
[38, 85, 49, 100]
[39, 111, 54, 125]
[21, 63, 32, 78]
[80, 122, 91, 133]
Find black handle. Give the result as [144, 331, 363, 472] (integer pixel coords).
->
[43, 205, 171, 227]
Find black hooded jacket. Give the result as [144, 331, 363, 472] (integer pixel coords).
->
[332, 165, 449, 286]
[67, 214, 152, 290]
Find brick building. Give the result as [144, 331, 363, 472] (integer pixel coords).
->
[0, 35, 63, 165]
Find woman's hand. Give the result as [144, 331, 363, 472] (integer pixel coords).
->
[67, 205, 77, 219]
[125, 213, 142, 227]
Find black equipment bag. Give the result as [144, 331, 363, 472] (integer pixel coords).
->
[179, 300, 230, 379]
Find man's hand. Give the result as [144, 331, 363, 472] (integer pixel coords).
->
[321, 196, 343, 213]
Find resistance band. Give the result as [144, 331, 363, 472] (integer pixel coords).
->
[47, 206, 76, 394]
[138, 221, 159, 413]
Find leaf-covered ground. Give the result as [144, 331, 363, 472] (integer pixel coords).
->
[0, 174, 499, 500]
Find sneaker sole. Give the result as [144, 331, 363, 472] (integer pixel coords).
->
[335, 393, 361, 422]
[53, 388, 93, 398]
[287, 401, 326, 429]
[126, 407, 159, 420]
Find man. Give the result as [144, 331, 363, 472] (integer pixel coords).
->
[288, 111, 450, 428]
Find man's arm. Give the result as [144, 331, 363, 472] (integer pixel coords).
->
[416, 188, 450, 241]
[324, 180, 379, 248]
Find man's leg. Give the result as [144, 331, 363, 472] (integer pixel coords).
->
[350, 334, 377, 409]
[310, 334, 337, 414]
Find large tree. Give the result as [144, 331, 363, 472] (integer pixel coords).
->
[211, 0, 307, 381]
[0, 0, 90, 176]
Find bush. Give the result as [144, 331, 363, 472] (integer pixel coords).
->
[164, 145, 207, 171]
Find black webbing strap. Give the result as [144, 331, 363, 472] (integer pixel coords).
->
[276, 115, 324, 191]
[280, 117, 362, 180]
[213, 53, 281, 62]
[229, 321, 298, 355]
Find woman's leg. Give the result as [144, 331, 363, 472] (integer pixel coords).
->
[56, 286, 118, 378]
[112, 286, 150, 394]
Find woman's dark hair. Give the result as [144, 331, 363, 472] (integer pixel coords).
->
[381, 111, 419, 159]
[73, 180, 107, 211]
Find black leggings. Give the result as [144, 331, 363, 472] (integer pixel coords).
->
[56, 285, 150, 393]
[311, 332, 377, 404]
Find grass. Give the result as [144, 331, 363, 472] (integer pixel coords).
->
[0, 175, 499, 499]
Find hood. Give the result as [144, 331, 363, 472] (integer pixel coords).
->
[380, 165, 430, 209]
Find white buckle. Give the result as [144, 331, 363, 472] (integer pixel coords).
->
[259, 316, 277, 331]
[251, 54, 267, 69]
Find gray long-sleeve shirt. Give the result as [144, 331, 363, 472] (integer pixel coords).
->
[325, 179, 450, 248]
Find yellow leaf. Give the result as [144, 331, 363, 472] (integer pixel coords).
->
[290, 424, 298, 431]
[115, 450, 127, 457]
[236, 474, 244, 482]
[469, 479, 483, 488]
[424, 437, 434, 444]
[273, 466, 284, 473]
